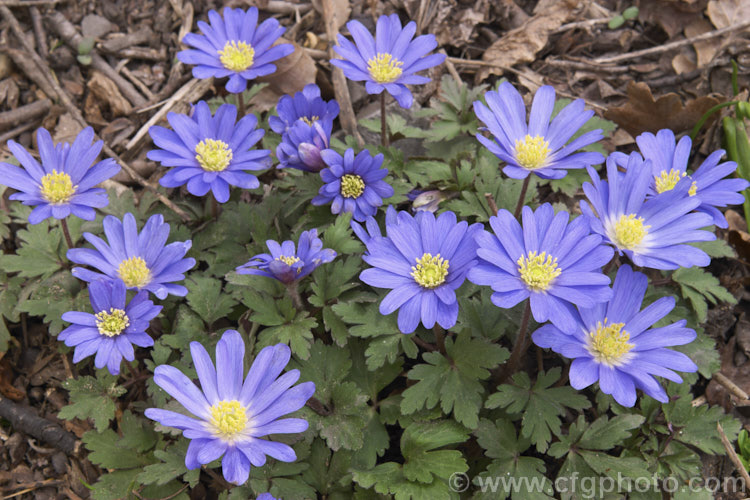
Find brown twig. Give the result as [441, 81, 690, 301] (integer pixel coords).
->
[594, 21, 750, 64]
[0, 121, 39, 144]
[28, 6, 47, 58]
[0, 395, 79, 455]
[0, 0, 65, 5]
[0, 99, 51, 132]
[713, 372, 750, 401]
[321, 0, 363, 146]
[717, 422, 750, 487]
[440, 49, 461, 84]
[0, 5, 191, 222]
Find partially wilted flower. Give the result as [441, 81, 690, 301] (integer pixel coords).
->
[276, 120, 331, 172]
[269, 84, 339, 135]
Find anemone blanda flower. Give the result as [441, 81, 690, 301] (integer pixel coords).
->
[624, 129, 748, 229]
[474, 83, 604, 180]
[178, 7, 294, 94]
[0, 127, 120, 224]
[467, 203, 614, 334]
[145, 330, 315, 485]
[148, 101, 269, 202]
[59, 279, 160, 375]
[269, 84, 339, 135]
[532, 265, 698, 407]
[312, 149, 394, 221]
[330, 14, 445, 109]
[67, 213, 196, 299]
[581, 152, 715, 270]
[353, 207, 482, 334]
[235, 229, 336, 284]
[276, 120, 331, 172]
[256, 494, 277, 500]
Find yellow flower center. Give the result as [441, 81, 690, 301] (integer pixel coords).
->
[301, 115, 319, 126]
[612, 214, 649, 250]
[411, 253, 449, 289]
[95, 308, 130, 337]
[118, 257, 152, 288]
[195, 139, 232, 172]
[514, 135, 551, 171]
[689, 180, 698, 197]
[209, 400, 248, 440]
[218, 40, 255, 72]
[587, 320, 633, 366]
[40, 170, 76, 204]
[517, 251, 561, 291]
[340, 174, 365, 199]
[654, 169, 686, 194]
[367, 53, 403, 84]
[276, 255, 301, 266]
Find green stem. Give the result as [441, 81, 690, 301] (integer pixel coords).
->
[499, 301, 532, 383]
[690, 100, 740, 141]
[287, 282, 304, 311]
[380, 93, 388, 147]
[237, 90, 246, 118]
[513, 176, 530, 219]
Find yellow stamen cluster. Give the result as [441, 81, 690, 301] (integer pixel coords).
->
[612, 214, 649, 250]
[95, 308, 130, 337]
[195, 139, 232, 172]
[689, 180, 698, 197]
[367, 53, 403, 84]
[218, 40, 255, 72]
[587, 320, 633, 366]
[277, 255, 301, 266]
[118, 257, 152, 288]
[340, 174, 365, 199]
[654, 169, 686, 194]
[514, 135, 551, 171]
[517, 251, 561, 291]
[301, 115, 320, 126]
[411, 253, 449, 289]
[209, 400, 248, 440]
[40, 170, 76, 204]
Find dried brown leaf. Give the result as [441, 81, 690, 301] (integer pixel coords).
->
[672, 51, 697, 74]
[707, 0, 750, 29]
[312, 0, 350, 31]
[86, 70, 132, 117]
[686, 18, 721, 66]
[254, 40, 317, 113]
[604, 81, 720, 136]
[477, 0, 578, 81]
[639, 0, 705, 38]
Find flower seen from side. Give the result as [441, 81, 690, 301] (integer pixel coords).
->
[67, 213, 196, 299]
[580, 152, 715, 270]
[627, 129, 749, 229]
[467, 203, 614, 334]
[532, 265, 698, 407]
[148, 101, 270, 202]
[145, 330, 315, 485]
[269, 84, 339, 135]
[276, 120, 331, 172]
[0, 127, 120, 224]
[59, 279, 161, 375]
[178, 7, 294, 93]
[354, 207, 482, 334]
[474, 83, 604, 180]
[235, 229, 336, 284]
[331, 14, 445, 109]
[312, 149, 394, 221]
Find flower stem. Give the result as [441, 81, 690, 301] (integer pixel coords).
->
[380, 93, 389, 147]
[60, 218, 74, 249]
[513, 176, 530, 219]
[433, 325, 446, 355]
[237, 90, 246, 118]
[499, 301, 532, 383]
[211, 193, 220, 219]
[287, 282, 304, 311]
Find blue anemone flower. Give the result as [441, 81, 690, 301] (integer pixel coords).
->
[145, 330, 315, 485]
[235, 229, 336, 284]
[148, 101, 269, 202]
[354, 207, 482, 334]
[532, 265, 698, 407]
[59, 279, 161, 375]
[581, 152, 715, 270]
[468, 203, 614, 334]
[276, 120, 331, 172]
[178, 7, 294, 93]
[330, 14, 445, 109]
[312, 149, 394, 221]
[0, 127, 120, 224]
[269, 84, 339, 135]
[67, 213, 196, 299]
[474, 83, 604, 180]
[626, 129, 749, 229]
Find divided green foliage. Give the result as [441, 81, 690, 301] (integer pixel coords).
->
[671, 266, 736, 322]
[58, 373, 126, 431]
[486, 368, 591, 452]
